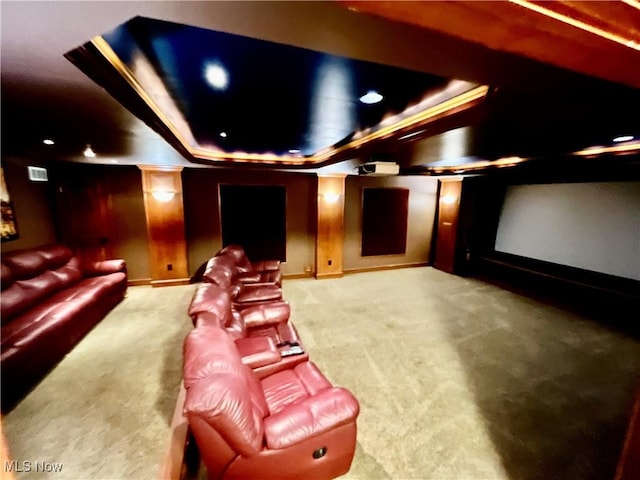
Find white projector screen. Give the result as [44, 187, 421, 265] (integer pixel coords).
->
[494, 181, 640, 281]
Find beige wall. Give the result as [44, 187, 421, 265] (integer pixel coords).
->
[344, 175, 438, 271]
[107, 166, 151, 281]
[1, 156, 57, 252]
[183, 168, 317, 276]
[2, 156, 437, 279]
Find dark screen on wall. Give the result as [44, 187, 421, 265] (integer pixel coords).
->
[220, 184, 287, 262]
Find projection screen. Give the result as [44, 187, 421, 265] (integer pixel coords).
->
[494, 181, 640, 281]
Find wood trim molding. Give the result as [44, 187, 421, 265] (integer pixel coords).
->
[344, 262, 429, 274]
[150, 278, 191, 288]
[139, 166, 190, 284]
[158, 383, 189, 480]
[127, 278, 152, 287]
[282, 272, 315, 280]
[315, 272, 345, 279]
[316, 175, 346, 278]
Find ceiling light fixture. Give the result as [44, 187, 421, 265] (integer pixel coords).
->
[613, 135, 634, 143]
[43, 139, 55, 145]
[359, 90, 383, 104]
[204, 62, 229, 90]
[219, 131, 227, 138]
[288, 149, 301, 154]
[83, 144, 96, 158]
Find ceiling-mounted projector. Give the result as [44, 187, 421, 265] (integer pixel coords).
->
[357, 161, 400, 176]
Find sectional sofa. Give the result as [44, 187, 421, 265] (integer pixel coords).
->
[1, 244, 127, 411]
[183, 246, 360, 479]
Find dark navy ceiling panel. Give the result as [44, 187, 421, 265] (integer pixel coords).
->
[103, 16, 448, 156]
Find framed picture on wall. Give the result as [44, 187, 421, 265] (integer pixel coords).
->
[1, 166, 19, 242]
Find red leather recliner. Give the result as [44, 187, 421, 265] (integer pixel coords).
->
[188, 283, 308, 378]
[183, 326, 360, 480]
[217, 244, 282, 287]
[202, 258, 283, 309]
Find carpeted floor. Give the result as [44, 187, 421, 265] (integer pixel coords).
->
[3, 268, 640, 480]
[2, 284, 197, 480]
[281, 268, 640, 480]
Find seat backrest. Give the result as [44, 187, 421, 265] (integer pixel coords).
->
[1, 244, 82, 322]
[183, 326, 268, 456]
[187, 283, 246, 338]
[218, 244, 253, 273]
[202, 258, 243, 297]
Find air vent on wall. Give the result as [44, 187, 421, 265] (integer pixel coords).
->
[27, 166, 48, 182]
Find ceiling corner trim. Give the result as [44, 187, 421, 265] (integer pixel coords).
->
[508, 0, 640, 51]
[90, 35, 197, 152]
[86, 35, 488, 169]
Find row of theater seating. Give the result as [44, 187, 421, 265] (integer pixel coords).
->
[183, 245, 360, 480]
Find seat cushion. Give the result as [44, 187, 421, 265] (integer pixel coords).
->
[235, 337, 281, 369]
[261, 362, 332, 415]
[235, 285, 282, 304]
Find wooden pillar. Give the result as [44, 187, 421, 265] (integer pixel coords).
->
[434, 177, 463, 274]
[316, 174, 346, 278]
[139, 165, 189, 287]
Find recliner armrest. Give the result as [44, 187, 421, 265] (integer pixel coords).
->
[241, 301, 290, 328]
[251, 260, 281, 272]
[82, 259, 126, 277]
[263, 387, 360, 450]
[237, 271, 262, 283]
[235, 337, 282, 369]
[235, 285, 282, 304]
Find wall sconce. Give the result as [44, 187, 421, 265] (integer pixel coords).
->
[441, 194, 458, 205]
[149, 172, 178, 202]
[83, 144, 96, 158]
[151, 190, 176, 202]
[321, 192, 341, 204]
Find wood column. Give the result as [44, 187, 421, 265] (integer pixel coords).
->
[434, 177, 463, 274]
[316, 174, 346, 279]
[139, 165, 189, 287]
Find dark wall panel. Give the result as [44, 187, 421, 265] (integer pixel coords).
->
[361, 187, 409, 257]
[220, 185, 287, 262]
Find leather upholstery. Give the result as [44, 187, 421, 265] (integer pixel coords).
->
[183, 326, 359, 480]
[201, 260, 283, 307]
[217, 244, 282, 286]
[188, 283, 308, 377]
[1, 244, 127, 411]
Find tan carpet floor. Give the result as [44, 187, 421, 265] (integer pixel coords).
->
[2, 284, 197, 480]
[3, 268, 640, 480]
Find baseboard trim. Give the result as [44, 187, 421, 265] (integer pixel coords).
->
[315, 272, 345, 279]
[151, 278, 191, 288]
[344, 262, 429, 274]
[127, 278, 152, 287]
[158, 383, 188, 480]
[283, 272, 315, 280]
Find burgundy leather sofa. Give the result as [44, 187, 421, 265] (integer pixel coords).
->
[1, 244, 127, 411]
[183, 326, 360, 480]
[202, 257, 283, 309]
[217, 244, 282, 287]
[188, 282, 308, 378]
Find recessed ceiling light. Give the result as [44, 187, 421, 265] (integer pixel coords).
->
[204, 62, 229, 90]
[288, 149, 301, 154]
[43, 139, 55, 145]
[219, 131, 227, 138]
[83, 145, 96, 158]
[613, 135, 634, 143]
[359, 90, 383, 104]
